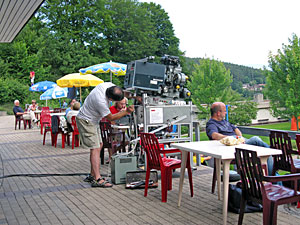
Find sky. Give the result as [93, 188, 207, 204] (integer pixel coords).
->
[141, 0, 300, 69]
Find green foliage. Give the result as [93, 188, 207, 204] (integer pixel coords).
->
[184, 57, 265, 98]
[228, 101, 258, 125]
[0, 78, 29, 104]
[264, 34, 300, 130]
[187, 58, 240, 120]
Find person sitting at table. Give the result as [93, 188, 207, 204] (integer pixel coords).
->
[206, 101, 273, 175]
[28, 99, 38, 112]
[104, 97, 130, 164]
[13, 100, 39, 124]
[65, 99, 77, 116]
[67, 101, 80, 124]
[109, 97, 128, 125]
[62, 100, 68, 109]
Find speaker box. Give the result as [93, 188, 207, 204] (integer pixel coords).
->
[111, 154, 137, 184]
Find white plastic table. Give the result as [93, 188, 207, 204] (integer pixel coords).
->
[171, 140, 282, 225]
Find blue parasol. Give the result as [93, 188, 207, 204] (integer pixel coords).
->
[29, 81, 57, 92]
[40, 86, 68, 106]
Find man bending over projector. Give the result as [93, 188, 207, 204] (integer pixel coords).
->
[206, 102, 273, 175]
[76, 82, 140, 188]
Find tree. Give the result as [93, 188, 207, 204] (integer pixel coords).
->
[187, 58, 240, 120]
[264, 34, 300, 130]
[0, 0, 182, 104]
[187, 58, 258, 125]
[140, 2, 181, 57]
[228, 101, 258, 126]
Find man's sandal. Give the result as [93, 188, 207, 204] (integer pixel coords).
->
[91, 177, 113, 188]
[83, 174, 94, 183]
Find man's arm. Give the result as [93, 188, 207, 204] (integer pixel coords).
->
[105, 105, 134, 121]
[211, 132, 228, 140]
[211, 128, 243, 140]
[124, 91, 142, 103]
[234, 128, 242, 137]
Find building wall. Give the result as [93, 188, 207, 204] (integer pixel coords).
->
[251, 94, 288, 124]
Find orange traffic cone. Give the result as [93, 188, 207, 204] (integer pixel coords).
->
[291, 116, 297, 131]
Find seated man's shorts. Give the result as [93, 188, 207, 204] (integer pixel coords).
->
[76, 117, 102, 149]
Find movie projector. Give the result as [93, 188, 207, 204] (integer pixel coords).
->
[124, 55, 191, 99]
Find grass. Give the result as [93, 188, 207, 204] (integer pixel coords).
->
[0, 102, 14, 115]
[252, 122, 291, 131]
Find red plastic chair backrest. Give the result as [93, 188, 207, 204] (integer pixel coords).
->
[41, 112, 51, 126]
[42, 107, 49, 111]
[140, 133, 163, 169]
[71, 116, 79, 134]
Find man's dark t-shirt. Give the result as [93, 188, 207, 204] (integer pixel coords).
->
[206, 118, 237, 140]
[13, 106, 24, 118]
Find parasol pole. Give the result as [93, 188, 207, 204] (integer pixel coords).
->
[80, 87, 82, 103]
[110, 60, 112, 82]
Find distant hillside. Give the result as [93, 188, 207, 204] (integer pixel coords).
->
[183, 57, 265, 97]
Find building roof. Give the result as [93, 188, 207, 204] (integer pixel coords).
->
[0, 0, 44, 43]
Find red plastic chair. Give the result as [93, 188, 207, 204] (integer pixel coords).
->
[14, 114, 26, 130]
[52, 116, 70, 148]
[235, 147, 300, 225]
[71, 116, 80, 149]
[40, 109, 50, 134]
[140, 133, 193, 202]
[42, 113, 54, 146]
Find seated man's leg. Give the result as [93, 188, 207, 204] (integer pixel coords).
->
[245, 136, 269, 148]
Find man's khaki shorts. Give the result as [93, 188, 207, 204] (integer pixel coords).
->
[76, 117, 102, 149]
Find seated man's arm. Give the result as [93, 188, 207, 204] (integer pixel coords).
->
[234, 128, 242, 137]
[211, 132, 227, 140]
[211, 127, 243, 140]
[207, 122, 226, 140]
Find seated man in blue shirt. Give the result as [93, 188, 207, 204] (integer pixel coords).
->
[206, 102, 272, 174]
[13, 99, 38, 124]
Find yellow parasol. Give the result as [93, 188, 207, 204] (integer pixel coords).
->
[57, 73, 104, 102]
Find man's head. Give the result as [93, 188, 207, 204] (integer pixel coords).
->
[115, 97, 127, 111]
[73, 102, 80, 111]
[106, 86, 124, 101]
[14, 100, 20, 106]
[69, 98, 76, 107]
[211, 102, 227, 121]
[31, 100, 36, 105]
